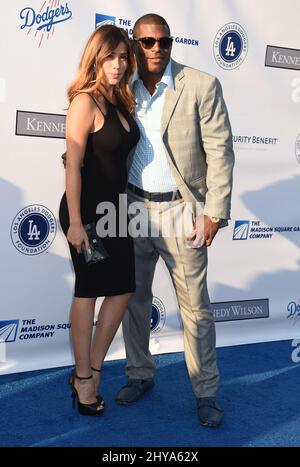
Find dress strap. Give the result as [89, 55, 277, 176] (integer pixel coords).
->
[88, 93, 106, 115]
[75, 92, 106, 115]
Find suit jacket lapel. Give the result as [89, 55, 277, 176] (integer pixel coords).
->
[161, 60, 185, 135]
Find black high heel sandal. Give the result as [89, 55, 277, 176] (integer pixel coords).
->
[91, 367, 105, 409]
[69, 370, 104, 416]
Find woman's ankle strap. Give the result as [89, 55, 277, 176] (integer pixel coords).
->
[74, 371, 93, 380]
[91, 366, 101, 373]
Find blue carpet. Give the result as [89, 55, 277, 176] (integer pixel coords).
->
[0, 340, 299, 447]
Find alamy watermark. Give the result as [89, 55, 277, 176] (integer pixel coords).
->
[94, 195, 205, 247]
[291, 339, 300, 363]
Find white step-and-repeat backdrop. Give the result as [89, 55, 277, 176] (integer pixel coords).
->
[1, 0, 300, 374]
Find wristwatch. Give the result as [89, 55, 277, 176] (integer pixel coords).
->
[210, 217, 220, 223]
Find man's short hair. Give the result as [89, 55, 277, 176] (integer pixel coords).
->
[133, 14, 171, 37]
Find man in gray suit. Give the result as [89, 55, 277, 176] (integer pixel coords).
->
[116, 13, 234, 427]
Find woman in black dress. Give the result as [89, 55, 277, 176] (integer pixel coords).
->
[59, 25, 139, 415]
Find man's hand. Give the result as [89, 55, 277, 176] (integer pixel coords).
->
[203, 215, 219, 246]
[187, 215, 219, 248]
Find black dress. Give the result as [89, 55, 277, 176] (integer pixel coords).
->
[59, 95, 140, 297]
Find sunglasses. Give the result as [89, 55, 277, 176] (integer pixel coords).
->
[133, 36, 173, 50]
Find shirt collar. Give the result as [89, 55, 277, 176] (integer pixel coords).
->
[159, 60, 174, 89]
[131, 59, 174, 90]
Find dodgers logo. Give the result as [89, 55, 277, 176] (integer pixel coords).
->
[0, 320, 19, 343]
[287, 300, 300, 326]
[233, 220, 249, 240]
[151, 297, 166, 333]
[11, 205, 56, 255]
[20, 2, 72, 47]
[214, 23, 248, 70]
[95, 13, 116, 28]
[295, 134, 300, 164]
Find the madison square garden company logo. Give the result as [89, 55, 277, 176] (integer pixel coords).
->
[0, 317, 76, 362]
[213, 23, 248, 70]
[11, 205, 57, 255]
[19, 1, 73, 47]
[0, 321, 19, 362]
[0, 320, 19, 343]
[95, 13, 200, 47]
[95, 13, 116, 28]
[233, 220, 300, 241]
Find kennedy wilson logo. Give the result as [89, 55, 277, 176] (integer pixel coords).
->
[151, 297, 166, 333]
[16, 111, 66, 138]
[265, 45, 300, 71]
[11, 205, 56, 255]
[19, 1, 72, 47]
[213, 23, 248, 70]
[212, 299, 269, 322]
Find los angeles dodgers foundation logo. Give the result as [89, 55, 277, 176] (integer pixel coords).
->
[151, 297, 166, 333]
[11, 205, 56, 255]
[213, 23, 248, 70]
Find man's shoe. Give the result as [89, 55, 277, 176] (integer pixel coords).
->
[197, 397, 223, 427]
[115, 378, 154, 405]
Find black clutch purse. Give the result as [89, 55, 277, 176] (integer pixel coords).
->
[81, 222, 109, 264]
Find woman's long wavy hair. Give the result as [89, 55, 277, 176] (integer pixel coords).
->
[68, 25, 136, 113]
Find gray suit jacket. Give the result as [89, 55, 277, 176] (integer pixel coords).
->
[128, 59, 234, 224]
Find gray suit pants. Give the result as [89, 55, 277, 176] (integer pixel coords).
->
[122, 191, 219, 398]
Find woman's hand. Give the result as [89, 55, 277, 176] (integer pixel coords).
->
[67, 223, 90, 254]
